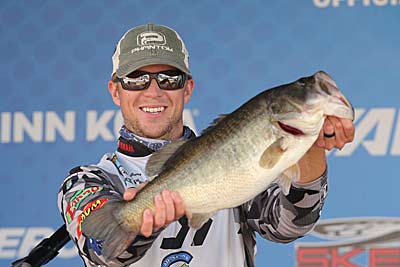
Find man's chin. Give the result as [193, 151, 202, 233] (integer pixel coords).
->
[139, 127, 171, 140]
[126, 120, 181, 140]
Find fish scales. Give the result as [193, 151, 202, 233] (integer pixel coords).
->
[142, 100, 275, 211]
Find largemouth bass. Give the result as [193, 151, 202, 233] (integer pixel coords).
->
[82, 71, 354, 259]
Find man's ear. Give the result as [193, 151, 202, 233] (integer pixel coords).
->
[108, 80, 121, 106]
[183, 79, 194, 104]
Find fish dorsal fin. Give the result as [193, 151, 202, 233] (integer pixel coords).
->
[259, 138, 286, 169]
[201, 114, 228, 135]
[145, 140, 188, 176]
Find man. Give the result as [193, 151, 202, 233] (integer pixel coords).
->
[58, 23, 355, 267]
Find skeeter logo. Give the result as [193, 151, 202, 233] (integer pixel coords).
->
[295, 217, 400, 267]
[76, 198, 108, 239]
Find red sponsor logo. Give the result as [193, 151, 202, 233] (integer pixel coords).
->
[295, 217, 400, 267]
[118, 140, 134, 152]
[296, 247, 400, 267]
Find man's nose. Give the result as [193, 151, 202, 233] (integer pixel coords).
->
[143, 79, 163, 97]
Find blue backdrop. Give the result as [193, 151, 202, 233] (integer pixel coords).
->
[1, 1, 399, 266]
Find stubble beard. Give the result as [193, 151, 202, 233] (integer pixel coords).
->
[124, 117, 182, 141]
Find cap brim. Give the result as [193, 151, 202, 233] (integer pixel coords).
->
[116, 57, 191, 77]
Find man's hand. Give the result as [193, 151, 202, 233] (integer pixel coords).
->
[123, 184, 186, 237]
[315, 116, 355, 151]
[298, 116, 355, 183]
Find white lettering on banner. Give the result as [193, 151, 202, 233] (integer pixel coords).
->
[0, 228, 24, 258]
[0, 112, 11, 143]
[45, 111, 75, 142]
[87, 109, 123, 140]
[390, 114, 400, 155]
[0, 111, 75, 143]
[313, 0, 399, 7]
[18, 227, 53, 258]
[86, 110, 116, 141]
[335, 108, 397, 156]
[14, 112, 43, 143]
[114, 110, 123, 138]
[0, 227, 78, 259]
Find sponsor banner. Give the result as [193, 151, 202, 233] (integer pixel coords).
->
[296, 217, 400, 267]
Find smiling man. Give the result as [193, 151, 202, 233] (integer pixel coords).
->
[109, 64, 194, 141]
[58, 23, 355, 267]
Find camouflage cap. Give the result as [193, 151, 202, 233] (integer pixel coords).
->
[112, 23, 191, 77]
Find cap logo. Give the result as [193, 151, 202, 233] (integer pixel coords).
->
[137, 31, 166, 46]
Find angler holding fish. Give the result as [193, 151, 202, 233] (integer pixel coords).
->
[58, 23, 355, 267]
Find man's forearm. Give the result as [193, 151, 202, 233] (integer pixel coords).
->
[298, 146, 327, 183]
[244, 169, 328, 243]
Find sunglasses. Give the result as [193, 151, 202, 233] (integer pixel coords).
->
[115, 69, 189, 91]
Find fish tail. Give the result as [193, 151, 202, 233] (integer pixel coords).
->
[81, 200, 138, 260]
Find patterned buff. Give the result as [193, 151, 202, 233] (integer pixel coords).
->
[119, 125, 194, 151]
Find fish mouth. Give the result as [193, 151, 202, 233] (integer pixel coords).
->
[315, 71, 354, 118]
[277, 121, 304, 136]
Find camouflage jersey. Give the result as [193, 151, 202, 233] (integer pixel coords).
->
[57, 126, 328, 267]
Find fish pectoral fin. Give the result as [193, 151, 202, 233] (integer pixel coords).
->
[259, 138, 285, 169]
[188, 212, 214, 229]
[276, 164, 300, 195]
[146, 140, 188, 176]
[81, 200, 137, 260]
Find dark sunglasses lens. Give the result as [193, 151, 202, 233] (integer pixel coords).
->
[121, 74, 150, 90]
[157, 72, 185, 90]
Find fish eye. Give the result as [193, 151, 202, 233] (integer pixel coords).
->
[298, 78, 307, 86]
[298, 76, 316, 86]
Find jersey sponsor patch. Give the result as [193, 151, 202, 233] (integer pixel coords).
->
[76, 198, 108, 239]
[161, 251, 193, 267]
[66, 186, 103, 223]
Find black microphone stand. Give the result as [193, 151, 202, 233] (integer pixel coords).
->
[11, 224, 70, 267]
